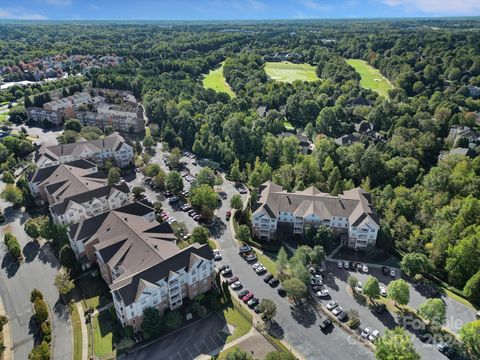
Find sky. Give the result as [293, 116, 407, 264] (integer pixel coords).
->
[1, 0, 480, 20]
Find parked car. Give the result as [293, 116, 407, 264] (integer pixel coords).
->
[247, 298, 259, 308]
[231, 281, 242, 290]
[254, 305, 263, 314]
[436, 342, 455, 357]
[362, 264, 369, 273]
[319, 318, 332, 330]
[220, 267, 232, 276]
[368, 330, 380, 342]
[390, 268, 396, 277]
[168, 196, 179, 204]
[343, 261, 349, 269]
[239, 244, 252, 254]
[332, 307, 343, 316]
[337, 311, 348, 322]
[245, 253, 257, 262]
[227, 276, 239, 285]
[326, 301, 338, 310]
[355, 282, 363, 293]
[264, 273, 274, 283]
[381, 266, 389, 276]
[252, 263, 266, 274]
[310, 278, 323, 286]
[337, 261, 343, 269]
[361, 327, 373, 338]
[213, 251, 222, 261]
[242, 292, 254, 303]
[219, 264, 229, 271]
[277, 287, 286, 297]
[316, 289, 330, 298]
[226, 210, 232, 220]
[311, 285, 323, 292]
[238, 289, 249, 299]
[268, 278, 279, 287]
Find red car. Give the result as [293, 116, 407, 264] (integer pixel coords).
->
[227, 276, 239, 285]
[226, 209, 232, 220]
[242, 292, 254, 303]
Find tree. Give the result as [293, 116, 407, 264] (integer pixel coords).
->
[30, 289, 44, 303]
[400, 253, 432, 278]
[0, 314, 7, 331]
[375, 327, 420, 360]
[132, 186, 145, 199]
[54, 268, 75, 295]
[144, 163, 161, 177]
[143, 135, 155, 149]
[276, 247, 288, 275]
[283, 277, 307, 302]
[2, 171, 15, 184]
[4, 232, 21, 260]
[34, 298, 48, 324]
[464, 271, 480, 304]
[363, 276, 380, 303]
[25, 218, 41, 240]
[418, 299, 446, 326]
[191, 301, 207, 318]
[194, 167, 216, 187]
[29, 341, 51, 360]
[141, 307, 162, 338]
[264, 351, 296, 360]
[308, 245, 325, 264]
[230, 194, 243, 210]
[190, 226, 210, 245]
[107, 167, 121, 185]
[387, 279, 410, 306]
[229, 159, 243, 181]
[152, 171, 166, 190]
[190, 184, 219, 219]
[165, 171, 183, 194]
[225, 348, 253, 360]
[347, 275, 358, 289]
[459, 320, 480, 359]
[59, 245, 76, 269]
[291, 262, 310, 284]
[236, 224, 251, 243]
[164, 311, 183, 330]
[64, 119, 82, 132]
[347, 309, 361, 329]
[167, 148, 182, 169]
[1, 184, 23, 207]
[259, 299, 277, 323]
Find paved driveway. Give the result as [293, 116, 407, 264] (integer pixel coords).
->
[322, 260, 469, 360]
[0, 184, 72, 360]
[122, 314, 228, 360]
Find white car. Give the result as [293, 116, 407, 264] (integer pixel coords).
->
[316, 289, 330, 297]
[337, 261, 343, 269]
[326, 300, 338, 310]
[380, 287, 387, 297]
[252, 263, 266, 273]
[390, 269, 396, 277]
[368, 330, 380, 342]
[361, 327, 373, 338]
[363, 264, 369, 273]
[214, 252, 222, 261]
[245, 254, 257, 262]
[355, 282, 363, 293]
[332, 306, 343, 316]
[231, 281, 242, 290]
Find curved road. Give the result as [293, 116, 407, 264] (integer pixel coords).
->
[0, 182, 72, 360]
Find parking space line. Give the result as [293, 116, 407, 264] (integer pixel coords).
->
[177, 351, 184, 360]
[209, 336, 218, 348]
[195, 343, 202, 354]
[186, 346, 195, 359]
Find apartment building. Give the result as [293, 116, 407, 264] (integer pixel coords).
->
[252, 181, 379, 251]
[27, 159, 107, 205]
[67, 202, 215, 330]
[50, 182, 130, 225]
[27, 108, 63, 125]
[35, 132, 134, 169]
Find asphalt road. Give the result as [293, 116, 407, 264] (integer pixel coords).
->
[0, 182, 72, 360]
[322, 260, 471, 360]
[123, 314, 228, 360]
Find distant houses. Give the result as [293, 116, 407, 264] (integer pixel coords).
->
[447, 125, 480, 149]
[264, 52, 303, 63]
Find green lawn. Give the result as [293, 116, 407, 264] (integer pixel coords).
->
[264, 62, 319, 83]
[78, 275, 112, 310]
[92, 312, 115, 358]
[254, 249, 277, 275]
[202, 62, 235, 98]
[283, 120, 294, 131]
[71, 304, 83, 360]
[347, 59, 394, 98]
[222, 306, 252, 343]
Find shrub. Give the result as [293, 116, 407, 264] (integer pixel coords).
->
[4, 232, 21, 260]
[164, 310, 183, 330]
[41, 321, 52, 343]
[28, 340, 50, 360]
[34, 298, 48, 324]
[30, 289, 44, 303]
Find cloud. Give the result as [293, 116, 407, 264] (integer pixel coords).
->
[0, 8, 47, 19]
[45, 0, 72, 6]
[89, 3, 99, 11]
[382, 0, 480, 14]
[300, 0, 334, 13]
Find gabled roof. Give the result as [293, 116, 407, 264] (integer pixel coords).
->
[253, 181, 379, 227]
[335, 134, 360, 146]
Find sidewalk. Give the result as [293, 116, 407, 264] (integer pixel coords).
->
[75, 301, 88, 360]
[0, 296, 13, 360]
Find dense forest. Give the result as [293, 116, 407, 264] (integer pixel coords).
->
[1, 19, 480, 301]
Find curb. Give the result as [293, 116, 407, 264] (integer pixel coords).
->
[0, 295, 13, 360]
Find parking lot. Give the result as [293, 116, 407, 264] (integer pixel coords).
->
[124, 314, 229, 360]
[317, 259, 471, 360]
